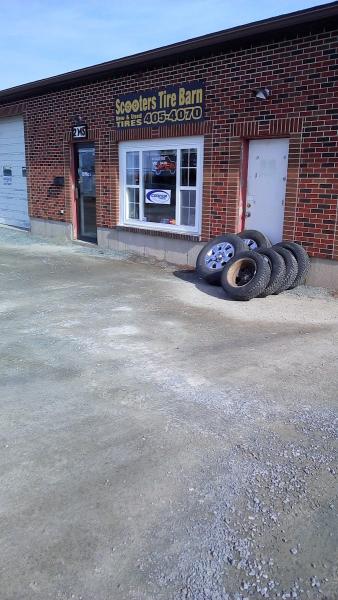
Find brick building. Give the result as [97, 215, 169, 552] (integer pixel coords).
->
[0, 2, 337, 287]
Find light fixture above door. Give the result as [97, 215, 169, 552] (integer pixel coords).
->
[253, 87, 270, 100]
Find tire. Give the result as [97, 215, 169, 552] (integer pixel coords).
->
[220, 250, 271, 301]
[272, 246, 298, 293]
[274, 241, 310, 288]
[238, 229, 272, 250]
[196, 234, 247, 285]
[255, 248, 287, 297]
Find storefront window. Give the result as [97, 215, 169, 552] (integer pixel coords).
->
[120, 137, 203, 234]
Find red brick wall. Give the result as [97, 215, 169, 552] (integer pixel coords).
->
[0, 23, 337, 259]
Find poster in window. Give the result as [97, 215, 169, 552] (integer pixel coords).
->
[145, 189, 171, 204]
[152, 156, 176, 176]
[3, 167, 12, 185]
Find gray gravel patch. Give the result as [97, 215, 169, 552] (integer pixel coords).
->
[0, 224, 337, 600]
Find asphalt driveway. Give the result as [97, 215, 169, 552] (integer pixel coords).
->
[0, 226, 337, 600]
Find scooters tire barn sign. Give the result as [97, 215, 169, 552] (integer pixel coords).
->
[114, 82, 205, 129]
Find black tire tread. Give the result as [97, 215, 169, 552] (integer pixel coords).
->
[275, 241, 310, 288]
[256, 248, 287, 297]
[272, 246, 298, 292]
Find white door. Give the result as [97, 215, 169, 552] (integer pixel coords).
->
[0, 116, 29, 229]
[244, 138, 289, 243]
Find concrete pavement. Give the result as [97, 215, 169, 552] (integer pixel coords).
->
[0, 226, 337, 600]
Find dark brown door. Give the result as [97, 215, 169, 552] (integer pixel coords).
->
[75, 143, 97, 242]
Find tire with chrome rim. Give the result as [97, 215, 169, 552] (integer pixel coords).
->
[196, 234, 247, 284]
[238, 229, 272, 250]
[220, 251, 271, 301]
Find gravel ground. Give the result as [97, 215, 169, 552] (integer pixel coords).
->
[0, 225, 337, 600]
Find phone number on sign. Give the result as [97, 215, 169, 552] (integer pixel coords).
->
[144, 106, 202, 124]
[116, 106, 203, 128]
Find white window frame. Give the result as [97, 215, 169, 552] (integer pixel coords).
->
[119, 136, 204, 235]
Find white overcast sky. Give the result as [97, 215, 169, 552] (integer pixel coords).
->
[0, 0, 332, 90]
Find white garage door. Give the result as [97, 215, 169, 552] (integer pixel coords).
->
[0, 116, 29, 229]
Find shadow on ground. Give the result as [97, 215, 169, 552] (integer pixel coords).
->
[173, 268, 236, 301]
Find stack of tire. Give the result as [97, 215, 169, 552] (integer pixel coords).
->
[196, 229, 310, 301]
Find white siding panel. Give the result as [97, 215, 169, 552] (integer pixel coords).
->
[0, 116, 29, 229]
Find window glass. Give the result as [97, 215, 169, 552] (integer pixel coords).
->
[181, 149, 197, 187]
[181, 190, 196, 226]
[127, 187, 139, 220]
[126, 151, 139, 185]
[143, 150, 177, 225]
[78, 147, 96, 196]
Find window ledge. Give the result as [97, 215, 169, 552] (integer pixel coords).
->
[115, 225, 201, 241]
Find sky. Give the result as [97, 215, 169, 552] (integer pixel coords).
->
[0, 0, 332, 91]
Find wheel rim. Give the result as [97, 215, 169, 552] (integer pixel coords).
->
[227, 258, 257, 287]
[243, 238, 258, 250]
[205, 242, 235, 270]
